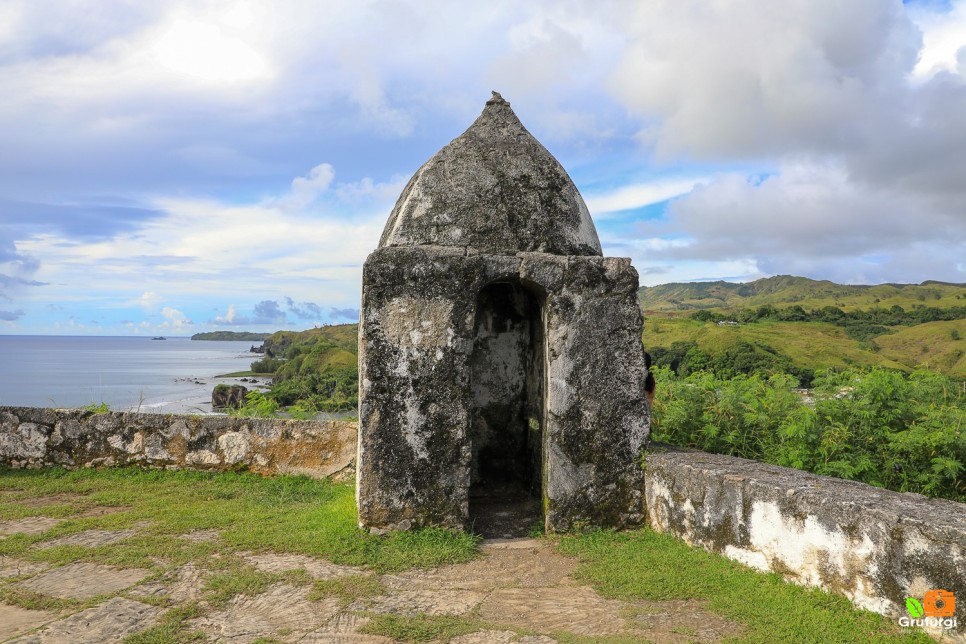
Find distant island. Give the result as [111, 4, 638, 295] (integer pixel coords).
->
[151, 336, 167, 341]
[191, 331, 271, 341]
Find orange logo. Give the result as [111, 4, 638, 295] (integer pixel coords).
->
[923, 589, 956, 618]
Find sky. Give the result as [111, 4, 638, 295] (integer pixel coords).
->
[1, 0, 965, 336]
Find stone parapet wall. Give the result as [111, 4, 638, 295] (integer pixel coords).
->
[4, 404, 963, 638]
[0, 406, 357, 479]
[645, 447, 965, 641]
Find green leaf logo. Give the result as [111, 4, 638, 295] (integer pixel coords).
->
[906, 597, 924, 618]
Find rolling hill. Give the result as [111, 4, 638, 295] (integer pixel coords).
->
[639, 275, 966, 312]
[641, 276, 966, 380]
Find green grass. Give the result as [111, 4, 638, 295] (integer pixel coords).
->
[308, 573, 385, 606]
[202, 565, 310, 607]
[0, 468, 479, 574]
[358, 614, 492, 642]
[558, 529, 931, 643]
[123, 604, 207, 643]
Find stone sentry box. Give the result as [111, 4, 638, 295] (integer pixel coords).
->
[357, 93, 650, 533]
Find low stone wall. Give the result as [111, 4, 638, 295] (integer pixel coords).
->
[3, 405, 963, 638]
[0, 406, 357, 479]
[645, 447, 965, 641]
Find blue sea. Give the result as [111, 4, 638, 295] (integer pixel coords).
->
[0, 336, 265, 413]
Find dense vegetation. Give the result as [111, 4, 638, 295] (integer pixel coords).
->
[690, 303, 966, 342]
[650, 366, 966, 502]
[240, 324, 359, 415]
[191, 331, 270, 341]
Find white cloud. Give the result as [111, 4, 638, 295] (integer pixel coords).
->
[285, 163, 336, 209]
[215, 304, 240, 325]
[161, 306, 192, 329]
[644, 163, 966, 284]
[131, 291, 163, 312]
[909, 0, 966, 79]
[610, 0, 921, 160]
[584, 177, 706, 218]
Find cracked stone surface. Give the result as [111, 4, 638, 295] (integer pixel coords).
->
[349, 588, 489, 617]
[300, 613, 393, 642]
[34, 528, 138, 549]
[0, 516, 63, 535]
[449, 630, 518, 644]
[0, 536, 749, 644]
[243, 551, 365, 579]
[128, 563, 207, 602]
[480, 586, 631, 636]
[0, 603, 55, 640]
[382, 538, 577, 592]
[190, 583, 343, 643]
[8, 597, 163, 644]
[16, 562, 151, 599]
[0, 556, 49, 579]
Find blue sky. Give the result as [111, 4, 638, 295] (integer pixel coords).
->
[2, 0, 965, 336]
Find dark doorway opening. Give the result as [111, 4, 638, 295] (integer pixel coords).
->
[468, 281, 544, 538]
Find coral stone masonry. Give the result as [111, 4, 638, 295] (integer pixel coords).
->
[357, 93, 651, 533]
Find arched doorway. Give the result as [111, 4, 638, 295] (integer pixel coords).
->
[468, 281, 545, 537]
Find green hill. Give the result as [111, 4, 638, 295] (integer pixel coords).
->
[248, 324, 359, 411]
[191, 331, 271, 341]
[639, 275, 966, 312]
[642, 277, 966, 381]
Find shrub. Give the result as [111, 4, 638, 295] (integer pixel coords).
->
[650, 367, 966, 502]
[250, 357, 285, 374]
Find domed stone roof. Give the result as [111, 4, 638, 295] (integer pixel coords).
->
[378, 92, 602, 256]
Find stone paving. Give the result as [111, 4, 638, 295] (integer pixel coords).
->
[0, 503, 744, 643]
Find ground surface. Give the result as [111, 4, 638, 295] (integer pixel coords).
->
[0, 470, 930, 643]
[0, 488, 742, 642]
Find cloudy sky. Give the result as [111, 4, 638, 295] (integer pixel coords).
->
[2, 0, 965, 335]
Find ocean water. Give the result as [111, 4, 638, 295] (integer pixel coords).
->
[1, 336, 264, 413]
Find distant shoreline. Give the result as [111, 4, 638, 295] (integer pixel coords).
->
[190, 332, 270, 341]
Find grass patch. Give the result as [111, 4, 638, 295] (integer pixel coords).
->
[124, 603, 206, 643]
[358, 614, 491, 642]
[309, 573, 385, 606]
[0, 585, 84, 612]
[203, 566, 284, 607]
[558, 529, 932, 643]
[0, 467, 480, 573]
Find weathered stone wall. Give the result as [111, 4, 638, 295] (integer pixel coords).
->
[358, 245, 649, 532]
[4, 402, 964, 638]
[0, 406, 357, 479]
[645, 447, 965, 641]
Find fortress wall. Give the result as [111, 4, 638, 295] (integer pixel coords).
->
[646, 446, 965, 640]
[0, 406, 357, 480]
[2, 404, 962, 638]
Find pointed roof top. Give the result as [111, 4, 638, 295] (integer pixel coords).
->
[378, 92, 602, 256]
